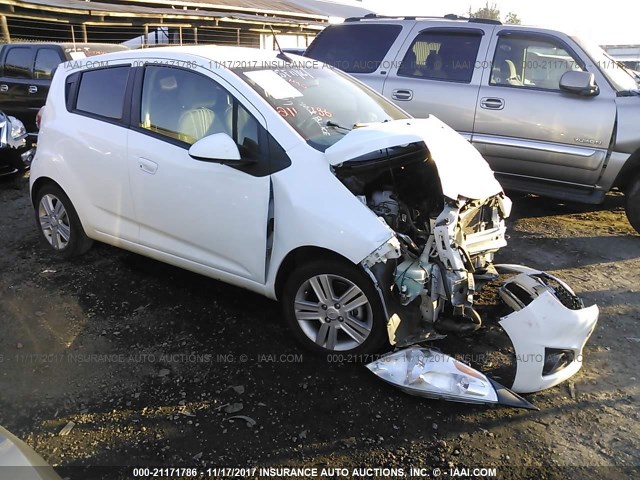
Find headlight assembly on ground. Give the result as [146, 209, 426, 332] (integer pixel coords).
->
[366, 346, 537, 410]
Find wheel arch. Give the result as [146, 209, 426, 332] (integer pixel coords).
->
[273, 246, 358, 301]
[613, 147, 640, 192]
[31, 176, 64, 207]
[31, 176, 92, 239]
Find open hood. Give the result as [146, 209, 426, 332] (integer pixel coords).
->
[325, 116, 503, 200]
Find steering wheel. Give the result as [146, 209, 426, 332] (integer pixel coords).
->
[298, 115, 323, 133]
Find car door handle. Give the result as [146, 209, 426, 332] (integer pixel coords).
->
[0, 84, 7, 93]
[28, 86, 38, 94]
[480, 97, 505, 110]
[392, 89, 413, 101]
[138, 157, 158, 175]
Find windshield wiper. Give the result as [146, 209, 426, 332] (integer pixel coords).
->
[326, 120, 353, 132]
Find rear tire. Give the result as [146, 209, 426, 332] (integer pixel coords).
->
[282, 259, 389, 355]
[34, 184, 93, 258]
[625, 173, 640, 234]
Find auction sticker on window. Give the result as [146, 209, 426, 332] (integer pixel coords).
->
[244, 70, 303, 99]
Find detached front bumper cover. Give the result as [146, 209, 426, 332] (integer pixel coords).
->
[495, 264, 599, 393]
[367, 265, 598, 407]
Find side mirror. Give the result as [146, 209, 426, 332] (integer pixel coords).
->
[188, 133, 242, 163]
[559, 71, 599, 96]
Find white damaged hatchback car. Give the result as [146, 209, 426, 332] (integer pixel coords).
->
[31, 47, 598, 400]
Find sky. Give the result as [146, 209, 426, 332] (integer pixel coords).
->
[360, 0, 639, 45]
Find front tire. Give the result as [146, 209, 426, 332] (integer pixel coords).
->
[34, 184, 93, 258]
[282, 259, 389, 354]
[625, 173, 640, 234]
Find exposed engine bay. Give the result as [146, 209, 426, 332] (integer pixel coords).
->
[336, 142, 510, 339]
[333, 138, 598, 405]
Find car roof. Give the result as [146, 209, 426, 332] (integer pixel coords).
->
[2, 42, 128, 50]
[70, 45, 296, 69]
[335, 15, 573, 37]
[343, 14, 502, 26]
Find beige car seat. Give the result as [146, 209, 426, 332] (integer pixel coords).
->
[178, 86, 232, 144]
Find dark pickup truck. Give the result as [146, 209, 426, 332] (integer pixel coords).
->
[0, 42, 128, 133]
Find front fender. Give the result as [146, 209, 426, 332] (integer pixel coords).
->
[265, 143, 397, 296]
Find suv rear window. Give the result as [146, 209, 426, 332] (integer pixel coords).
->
[398, 31, 482, 83]
[3, 47, 33, 78]
[305, 24, 402, 74]
[75, 66, 130, 120]
[34, 49, 63, 80]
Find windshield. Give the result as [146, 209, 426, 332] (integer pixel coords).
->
[234, 63, 409, 151]
[573, 37, 638, 93]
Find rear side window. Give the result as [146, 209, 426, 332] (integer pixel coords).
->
[75, 66, 130, 119]
[34, 49, 63, 79]
[305, 24, 402, 73]
[3, 47, 33, 78]
[398, 31, 482, 83]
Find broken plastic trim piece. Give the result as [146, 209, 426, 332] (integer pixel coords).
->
[361, 235, 402, 269]
[366, 347, 536, 410]
[488, 377, 539, 411]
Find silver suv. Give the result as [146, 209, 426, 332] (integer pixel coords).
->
[305, 14, 640, 233]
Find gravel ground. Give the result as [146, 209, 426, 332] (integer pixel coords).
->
[0, 172, 639, 480]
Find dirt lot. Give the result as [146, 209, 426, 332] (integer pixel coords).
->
[0, 172, 639, 480]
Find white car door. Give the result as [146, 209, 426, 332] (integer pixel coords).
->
[126, 64, 272, 283]
[63, 64, 139, 241]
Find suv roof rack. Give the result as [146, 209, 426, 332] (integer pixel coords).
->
[468, 18, 502, 25]
[345, 13, 502, 25]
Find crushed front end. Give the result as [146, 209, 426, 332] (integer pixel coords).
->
[390, 193, 512, 339]
[331, 117, 598, 401]
[337, 140, 512, 345]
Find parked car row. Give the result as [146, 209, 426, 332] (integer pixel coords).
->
[2, 15, 622, 405]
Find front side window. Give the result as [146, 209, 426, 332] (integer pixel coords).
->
[140, 66, 260, 155]
[490, 36, 584, 90]
[34, 49, 63, 80]
[305, 24, 402, 74]
[75, 66, 130, 119]
[235, 65, 409, 151]
[398, 31, 482, 83]
[4, 47, 33, 78]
